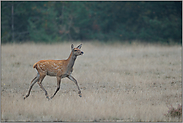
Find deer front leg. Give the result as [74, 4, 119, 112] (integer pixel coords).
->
[50, 76, 61, 100]
[67, 75, 82, 97]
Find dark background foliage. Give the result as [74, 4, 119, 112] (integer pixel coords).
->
[1, 1, 182, 44]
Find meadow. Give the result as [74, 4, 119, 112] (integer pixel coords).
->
[1, 42, 182, 122]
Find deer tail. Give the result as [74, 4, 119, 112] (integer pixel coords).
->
[33, 63, 37, 68]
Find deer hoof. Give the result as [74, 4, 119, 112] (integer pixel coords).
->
[79, 94, 82, 97]
[23, 95, 28, 100]
[46, 96, 50, 100]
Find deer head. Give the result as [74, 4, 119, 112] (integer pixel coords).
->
[71, 44, 84, 56]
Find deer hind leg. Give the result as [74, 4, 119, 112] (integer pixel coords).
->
[24, 73, 40, 99]
[67, 75, 82, 97]
[30, 76, 37, 84]
[37, 74, 49, 100]
[50, 76, 61, 100]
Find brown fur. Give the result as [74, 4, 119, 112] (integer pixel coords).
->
[24, 44, 84, 100]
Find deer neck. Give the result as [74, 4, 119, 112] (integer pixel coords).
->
[66, 51, 77, 71]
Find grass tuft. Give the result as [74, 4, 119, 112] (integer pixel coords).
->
[165, 104, 182, 118]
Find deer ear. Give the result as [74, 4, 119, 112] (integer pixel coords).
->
[77, 44, 82, 49]
[71, 44, 74, 50]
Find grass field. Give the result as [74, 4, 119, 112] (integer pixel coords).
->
[1, 42, 182, 122]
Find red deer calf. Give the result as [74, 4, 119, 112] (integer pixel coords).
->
[24, 44, 84, 100]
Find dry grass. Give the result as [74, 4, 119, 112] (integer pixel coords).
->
[1, 42, 182, 122]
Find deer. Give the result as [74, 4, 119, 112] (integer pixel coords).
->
[24, 44, 84, 100]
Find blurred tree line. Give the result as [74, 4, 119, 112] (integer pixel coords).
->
[1, 1, 182, 44]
